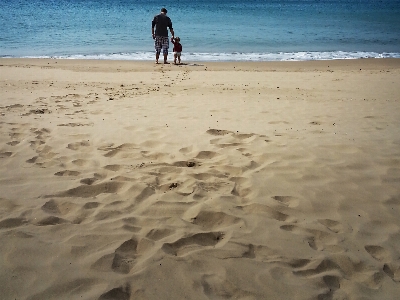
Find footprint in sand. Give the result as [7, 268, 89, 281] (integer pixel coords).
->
[6, 141, 20, 146]
[272, 195, 299, 208]
[8, 131, 24, 140]
[201, 273, 251, 298]
[195, 151, 219, 159]
[111, 239, 138, 274]
[383, 263, 400, 282]
[364, 245, 390, 261]
[67, 140, 90, 150]
[83, 202, 100, 209]
[240, 243, 277, 261]
[80, 177, 99, 185]
[36, 216, 70, 226]
[146, 228, 175, 241]
[318, 219, 344, 233]
[71, 159, 88, 166]
[206, 129, 232, 136]
[316, 281, 344, 300]
[323, 274, 341, 289]
[231, 182, 253, 198]
[98, 143, 137, 157]
[37, 144, 54, 154]
[208, 130, 257, 148]
[0, 217, 28, 229]
[161, 232, 224, 256]
[103, 164, 123, 171]
[99, 284, 131, 300]
[237, 203, 289, 222]
[213, 141, 243, 148]
[31, 127, 51, 140]
[0, 151, 12, 158]
[191, 210, 243, 230]
[41, 199, 80, 215]
[26, 156, 38, 163]
[94, 210, 123, 221]
[93, 238, 139, 274]
[51, 181, 124, 198]
[233, 133, 256, 141]
[54, 170, 81, 176]
[29, 140, 45, 148]
[179, 145, 193, 154]
[280, 224, 341, 252]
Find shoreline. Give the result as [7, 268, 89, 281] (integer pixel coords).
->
[2, 57, 400, 71]
[2, 49, 399, 62]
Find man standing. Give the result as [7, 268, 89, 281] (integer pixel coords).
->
[152, 8, 174, 64]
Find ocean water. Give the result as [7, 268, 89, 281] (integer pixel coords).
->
[1, 0, 400, 61]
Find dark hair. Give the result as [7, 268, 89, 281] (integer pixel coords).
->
[161, 8, 167, 13]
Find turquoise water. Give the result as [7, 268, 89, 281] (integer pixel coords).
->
[1, 0, 400, 61]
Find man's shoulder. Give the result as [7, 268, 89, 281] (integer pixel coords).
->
[153, 13, 172, 25]
[158, 13, 171, 20]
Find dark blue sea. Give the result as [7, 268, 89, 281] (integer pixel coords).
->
[1, 0, 400, 61]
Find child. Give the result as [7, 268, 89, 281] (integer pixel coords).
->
[171, 37, 182, 64]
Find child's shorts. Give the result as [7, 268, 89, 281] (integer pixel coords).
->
[174, 52, 181, 57]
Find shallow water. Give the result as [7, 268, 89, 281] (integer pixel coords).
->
[1, 0, 399, 60]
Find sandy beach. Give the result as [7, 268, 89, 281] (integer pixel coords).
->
[1, 58, 400, 299]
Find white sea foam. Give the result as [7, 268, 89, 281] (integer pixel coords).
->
[17, 51, 400, 62]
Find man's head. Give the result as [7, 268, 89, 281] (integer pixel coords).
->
[161, 8, 167, 14]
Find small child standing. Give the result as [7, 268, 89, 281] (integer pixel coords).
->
[171, 37, 182, 64]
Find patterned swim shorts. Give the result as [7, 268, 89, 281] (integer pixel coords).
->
[155, 36, 169, 55]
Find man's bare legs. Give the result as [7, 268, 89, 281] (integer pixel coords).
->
[156, 52, 169, 64]
[155, 52, 160, 64]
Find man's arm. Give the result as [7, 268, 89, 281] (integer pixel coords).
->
[151, 17, 156, 39]
[168, 18, 174, 38]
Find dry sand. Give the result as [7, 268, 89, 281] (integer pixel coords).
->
[0, 58, 400, 299]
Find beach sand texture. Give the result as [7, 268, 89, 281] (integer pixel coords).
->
[1, 58, 400, 299]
